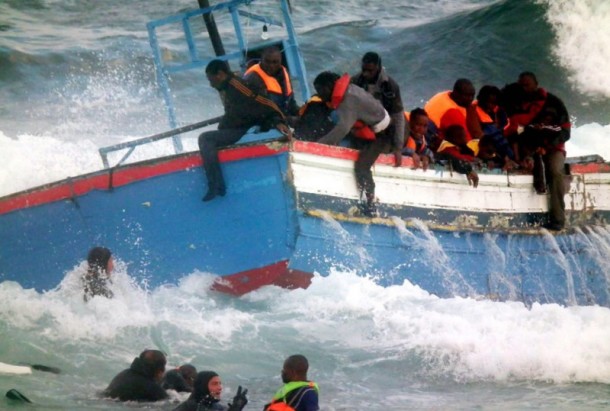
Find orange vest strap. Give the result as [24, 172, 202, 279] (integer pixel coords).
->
[245, 64, 293, 96]
[330, 73, 351, 109]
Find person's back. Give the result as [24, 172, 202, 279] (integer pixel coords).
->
[103, 349, 168, 402]
[265, 354, 319, 411]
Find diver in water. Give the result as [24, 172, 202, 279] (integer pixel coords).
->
[103, 349, 168, 402]
[82, 246, 114, 302]
[173, 371, 248, 411]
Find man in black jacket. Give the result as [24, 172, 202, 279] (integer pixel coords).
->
[103, 349, 168, 402]
[198, 59, 292, 201]
[350, 52, 406, 216]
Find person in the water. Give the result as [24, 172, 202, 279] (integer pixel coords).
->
[103, 349, 168, 402]
[162, 363, 198, 393]
[173, 371, 248, 411]
[82, 246, 114, 302]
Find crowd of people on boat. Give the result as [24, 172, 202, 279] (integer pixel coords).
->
[198, 46, 570, 230]
[100, 350, 318, 410]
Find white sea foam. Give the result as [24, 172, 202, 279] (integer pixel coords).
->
[1, 269, 610, 384]
[538, 0, 610, 98]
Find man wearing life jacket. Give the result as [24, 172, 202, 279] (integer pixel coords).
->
[198, 59, 291, 202]
[244, 46, 299, 117]
[425, 78, 476, 142]
[264, 355, 319, 411]
[507, 72, 571, 231]
[349, 52, 405, 215]
[313, 70, 390, 217]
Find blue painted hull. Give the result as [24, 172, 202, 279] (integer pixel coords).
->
[0, 149, 296, 292]
[289, 211, 610, 306]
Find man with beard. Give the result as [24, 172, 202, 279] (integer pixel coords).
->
[264, 355, 319, 411]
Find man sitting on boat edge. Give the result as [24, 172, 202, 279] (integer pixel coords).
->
[199, 59, 292, 202]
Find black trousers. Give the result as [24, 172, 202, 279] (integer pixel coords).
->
[354, 137, 392, 200]
[198, 128, 248, 192]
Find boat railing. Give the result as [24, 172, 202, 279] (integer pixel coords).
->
[98, 117, 221, 169]
[146, 0, 309, 154]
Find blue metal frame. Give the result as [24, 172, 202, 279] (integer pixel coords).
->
[146, 0, 310, 154]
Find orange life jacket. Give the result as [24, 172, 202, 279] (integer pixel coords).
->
[425, 91, 472, 141]
[265, 381, 318, 411]
[245, 64, 293, 97]
[330, 73, 375, 140]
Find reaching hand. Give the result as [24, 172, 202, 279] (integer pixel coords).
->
[227, 386, 248, 411]
[276, 123, 293, 141]
[393, 150, 402, 167]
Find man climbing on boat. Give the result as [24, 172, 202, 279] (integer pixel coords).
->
[244, 45, 300, 119]
[312, 71, 390, 217]
[198, 59, 292, 201]
[503, 71, 571, 231]
[350, 52, 406, 215]
[425, 78, 476, 144]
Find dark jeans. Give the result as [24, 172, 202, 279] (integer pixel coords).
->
[355, 138, 392, 200]
[198, 128, 248, 193]
[535, 150, 566, 226]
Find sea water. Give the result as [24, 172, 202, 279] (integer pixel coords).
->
[1, 0, 610, 409]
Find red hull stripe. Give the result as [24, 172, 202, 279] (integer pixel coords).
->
[0, 144, 287, 215]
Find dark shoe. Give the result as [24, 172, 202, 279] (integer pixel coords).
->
[202, 189, 218, 202]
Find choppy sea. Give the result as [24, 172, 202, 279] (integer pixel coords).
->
[1, 0, 610, 410]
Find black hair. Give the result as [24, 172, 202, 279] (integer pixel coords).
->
[409, 107, 428, 122]
[361, 51, 381, 66]
[285, 354, 309, 375]
[87, 247, 111, 272]
[313, 71, 340, 89]
[139, 350, 167, 377]
[453, 78, 474, 94]
[205, 59, 230, 75]
[477, 85, 501, 105]
[518, 71, 538, 85]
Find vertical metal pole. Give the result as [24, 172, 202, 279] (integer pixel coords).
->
[198, 0, 226, 56]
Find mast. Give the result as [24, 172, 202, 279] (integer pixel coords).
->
[198, 0, 226, 56]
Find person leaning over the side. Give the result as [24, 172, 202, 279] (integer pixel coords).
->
[313, 71, 390, 217]
[198, 59, 292, 202]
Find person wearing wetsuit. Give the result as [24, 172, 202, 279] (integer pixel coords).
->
[82, 246, 114, 302]
[173, 371, 248, 411]
[103, 349, 168, 402]
[162, 364, 197, 393]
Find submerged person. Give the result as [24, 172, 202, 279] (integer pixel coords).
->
[198, 59, 292, 202]
[82, 246, 114, 302]
[162, 364, 198, 393]
[264, 354, 319, 411]
[173, 371, 248, 411]
[103, 349, 168, 402]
